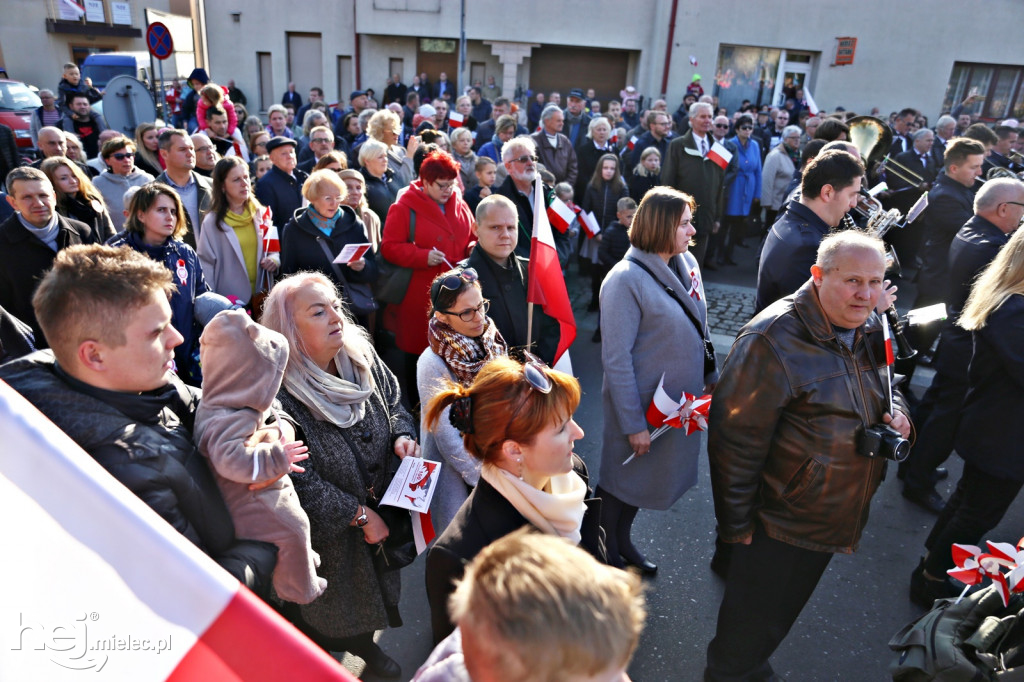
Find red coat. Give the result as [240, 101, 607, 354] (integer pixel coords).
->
[381, 181, 475, 354]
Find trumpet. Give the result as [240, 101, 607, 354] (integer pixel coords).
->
[986, 165, 1024, 181]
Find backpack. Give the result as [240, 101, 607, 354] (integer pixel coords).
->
[890, 584, 1024, 681]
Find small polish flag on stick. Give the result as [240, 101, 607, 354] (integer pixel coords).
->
[882, 313, 895, 413]
[707, 141, 733, 170]
[645, 373, 680, 428]
[258, 206, 279, 256]
[546, 196, 576, 234]
[580, 211, 601, 239]
[627, 135, 639, 151]
[448, 111, 464, 128]
[413, 510, 435, 554]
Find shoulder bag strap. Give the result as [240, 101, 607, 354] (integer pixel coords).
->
[625, 255, 707, 341]
[316, 235, 352, 292]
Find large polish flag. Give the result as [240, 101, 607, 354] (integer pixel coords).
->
[0, 381, 354, 681]
[528, 177, 576, 372]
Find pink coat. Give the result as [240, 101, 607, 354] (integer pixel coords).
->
[196, 86, 238, 135]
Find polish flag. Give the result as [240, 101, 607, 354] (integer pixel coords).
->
[645, 374, 681, 427]
[448, 111, 464, 128]
[627, 135, 639, 151]
[882, 314, 895, 366]
[610, 133, 619, 146]
[258, 206, 279, 256]
[413, 511, 435, 554]
[0, 381, 353, 681]
[580, 211, 601, 239]
[546, 196, 576, 234]
[528, 177, 576, 368]
[706, 141, 733, 170]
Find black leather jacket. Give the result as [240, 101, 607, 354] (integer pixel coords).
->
[0, 352, 277, 594]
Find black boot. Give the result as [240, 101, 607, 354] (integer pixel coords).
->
[596, 486, 625, 569]
[617, 501, 657, 575]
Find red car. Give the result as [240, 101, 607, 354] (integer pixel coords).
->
[0, 79, 42, 152]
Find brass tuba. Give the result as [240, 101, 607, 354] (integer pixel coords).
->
[848, 115, 925, 187]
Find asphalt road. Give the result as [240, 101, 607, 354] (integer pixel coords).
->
[348, 243, 1024, 682]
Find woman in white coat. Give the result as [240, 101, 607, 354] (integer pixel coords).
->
[198, 156, 279, 307]
[597, 186, 718, 574]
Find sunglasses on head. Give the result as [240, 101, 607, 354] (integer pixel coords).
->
[506, 352, 554, 431]
[431, 268, 479, 310]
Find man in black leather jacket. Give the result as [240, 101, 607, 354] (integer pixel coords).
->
[0, 245, 277, 595]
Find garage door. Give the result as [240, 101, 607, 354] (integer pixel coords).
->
[528, 45, 631, 103]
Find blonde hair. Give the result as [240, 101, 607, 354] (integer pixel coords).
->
[358, 138, 389, 168]
[960, 227, 1024, 330]
[260, 272, 374, 371]
[302, 168, 348, 203]
[449, 528, 645, 682]
[367, 109, 402, 143]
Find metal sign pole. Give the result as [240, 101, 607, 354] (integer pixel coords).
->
[158, 58, 165, 124]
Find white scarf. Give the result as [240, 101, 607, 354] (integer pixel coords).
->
[282, 348, 375, 429]
[479, 463, 586, 545]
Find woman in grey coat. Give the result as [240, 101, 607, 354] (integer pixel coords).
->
[417, 267, 508, 534]
[597, 186, 717, 574]
[261, 271, 419, 679]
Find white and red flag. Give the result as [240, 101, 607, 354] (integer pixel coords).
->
[546, 196, 576, 234]
[528, 177, 576, 369]
[447, 111, 464, 128]
[707, 141, 733, 170]
[882, 314, 896, 366]
[258, 206, 279, 257]
[627, 135, 639, 151]
[0, 381, 353, 681]
[580, 211, 601, 239]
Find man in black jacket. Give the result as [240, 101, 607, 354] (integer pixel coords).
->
[901, 177, 1024, 517]
[461, 194, 559, 365]
[255, 136, 307, 230]
[0, 167, 98, 345]
[0, 244, 277, 594]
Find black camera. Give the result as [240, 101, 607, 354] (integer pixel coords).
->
[858, 424, 910, 462]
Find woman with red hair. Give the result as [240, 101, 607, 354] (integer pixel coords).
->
[380, 149, 475, 405]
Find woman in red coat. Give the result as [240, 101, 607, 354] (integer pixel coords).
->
[381, 149, 475, 405]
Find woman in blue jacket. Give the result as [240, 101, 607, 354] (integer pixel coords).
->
[712, 114, 761, 267]
[108, 182, 221, 384]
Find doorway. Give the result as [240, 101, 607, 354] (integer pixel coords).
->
[773, 51, 813, 107]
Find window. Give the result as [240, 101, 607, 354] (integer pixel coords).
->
[714, 46, 781, 114]
[942, 62, 1024, 121]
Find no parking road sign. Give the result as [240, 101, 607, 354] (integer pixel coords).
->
[146, 22, 173, 60]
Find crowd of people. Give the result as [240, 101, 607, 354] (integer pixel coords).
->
[2, 60, 1024, 680]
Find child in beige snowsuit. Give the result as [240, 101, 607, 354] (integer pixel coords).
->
[195, 310, 327, 603]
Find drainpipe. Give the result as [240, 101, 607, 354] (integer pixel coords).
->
[353, 1, 361, 89]
[660, 0, 680, 97]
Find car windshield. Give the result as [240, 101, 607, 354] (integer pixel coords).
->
[0, 81, 41, 111]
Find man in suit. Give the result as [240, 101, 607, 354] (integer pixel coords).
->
[885, 128, 939, 263]
[0, 167, 98, 345]
[281, 82, 302, 110]
[662, 101, 725, 266]
[531, 106, 578, 187]
[983, 125, 1019, 176]
[156, 129, 213, 248]
[931, 115, 957, 168]
[434, 72, 454, 102]
[890, 108, 917, 157]
[384, 74, 407, 106]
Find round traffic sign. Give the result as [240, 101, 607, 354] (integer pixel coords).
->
[146, 22, 174, 60]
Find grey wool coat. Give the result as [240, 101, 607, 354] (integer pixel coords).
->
[598, 246, 718, 510]
[277, 351, 417, 638]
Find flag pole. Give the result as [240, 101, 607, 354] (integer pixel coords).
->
[527, 302, 534, 352]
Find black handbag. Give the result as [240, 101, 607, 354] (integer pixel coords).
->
[373, 209, 416, 305]
[625, 256, 717, 376]
[316, 236, 379, 317]
[337, 428, 416, 573]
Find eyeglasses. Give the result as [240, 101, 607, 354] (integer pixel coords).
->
[441, 298, 490, 322]
[1002, 201, 1024, 209]
[511, 154, 539, 165]
[194, 146, 213, 153]
[431, 267, 480, 310]
[739, 125, 754, 131]
[110, 152, 135, 160]
[311, 137, 332, 144]
[714, 124, 729, 129]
